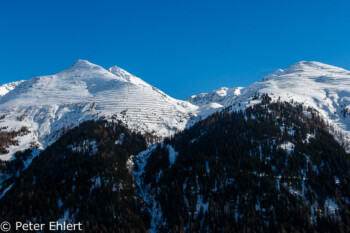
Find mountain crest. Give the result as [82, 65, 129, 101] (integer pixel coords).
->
[0, 60, 198, 159]
[1, 59, 350, 160]
[262, 61, 350, 82]
[108, 65, 131, 78]
[109, 65, 149, 86]
[71, 59, 97, 69]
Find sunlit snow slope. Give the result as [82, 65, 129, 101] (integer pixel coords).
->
[2, 60, 350, 160]
[0, 60, 198, 160]
[188, 86, 243, 118]
[0, 80, 25, 98]
[192, 61, 350, 147]
[245, 62, 350, 139]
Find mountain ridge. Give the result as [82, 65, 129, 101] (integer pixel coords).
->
[0, 80, 25, 98]
[0, 60, 199, 160]
[188, 61, 350, 149]
[1, 60, 350, 160]
[1, 60, 350, 232]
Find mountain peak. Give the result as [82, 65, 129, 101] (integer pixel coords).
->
[72, 59, 94, 66]
[57, 59, 115, 79]
[286, 61, 326, 71]
[285, 61, 349, 73]
[68, 59, 101, 71]
[262, 61, 350, 82]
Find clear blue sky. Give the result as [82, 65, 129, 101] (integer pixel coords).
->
[1, 0, 349, 99]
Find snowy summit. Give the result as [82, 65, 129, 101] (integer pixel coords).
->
[1, 60, 350, 160]
[0, 60, 198, 160]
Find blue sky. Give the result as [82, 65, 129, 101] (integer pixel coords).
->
[1, 0, 349, 99]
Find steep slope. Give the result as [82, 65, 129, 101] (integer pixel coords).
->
[0, 60, 198, 160]
[135, 99, 350, 233]
[2, 61, 350, 232]
[3, 99, 350, 233]
[239, 61, 350, 148]
[0, 80, 25, 98]
[0, 120, 151, 232]
[191, 61, 350, 149]
[2, 60, 350, 160]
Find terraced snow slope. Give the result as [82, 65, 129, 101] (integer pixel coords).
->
[0, 60, 198, 160]
[2, 60, 350, 159]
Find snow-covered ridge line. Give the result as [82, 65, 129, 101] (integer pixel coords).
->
[187, 86, 244, 119]
[0, 80, 25, 98]
[2, 60, 350, 160]
[246, 61, 350, 149]
[188, 61, 350, 149]
[0, 60, 202, 161]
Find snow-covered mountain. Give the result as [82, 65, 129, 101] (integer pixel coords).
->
[0, 80, 25, 98]
[187, 86, 244, 118]
[0, 60, 199, 160]
[1, 60, 350, 160]
[2, 60, 350, 232]
[187, 61, 350, 148]
[234, 61, 350, 145]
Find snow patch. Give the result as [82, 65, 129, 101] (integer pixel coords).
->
[167, 145, 178, 167]
[279, 141, 294, 154]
